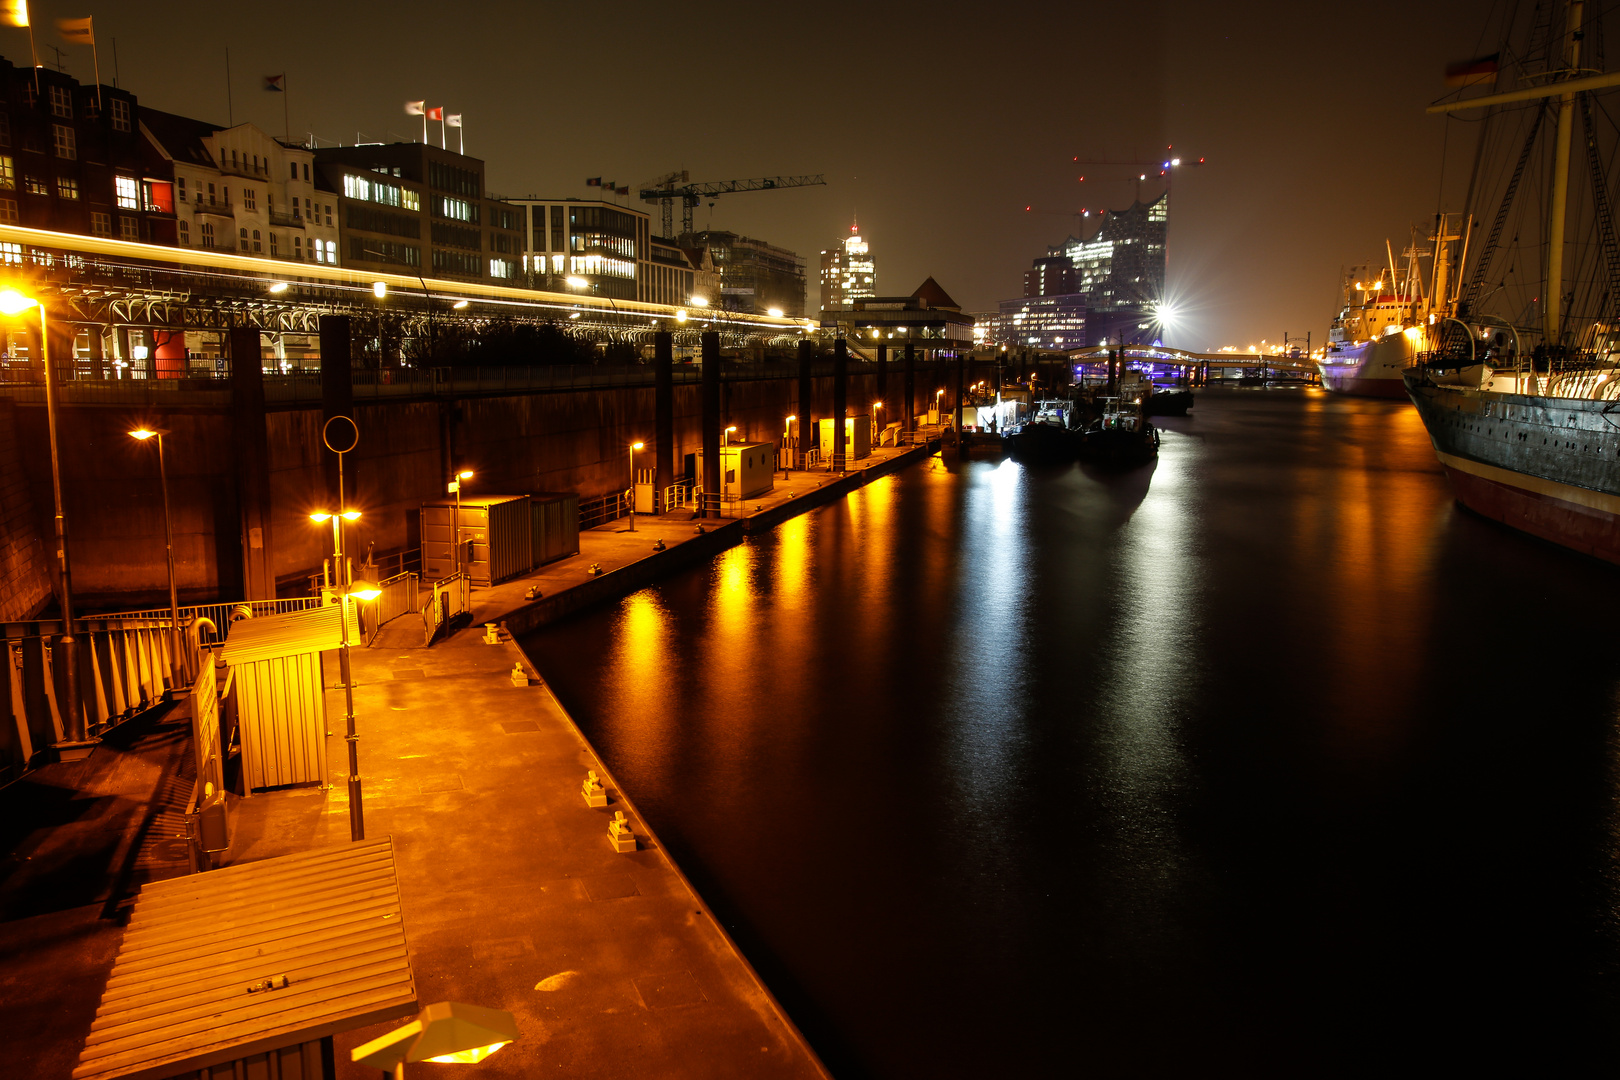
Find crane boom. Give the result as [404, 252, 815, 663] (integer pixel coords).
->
[638, 174, 827, 237]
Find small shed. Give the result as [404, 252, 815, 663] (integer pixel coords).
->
[221, 604, 357, 791]
[698, 443, 775, 500]
[818, 416, 872, 463]
[528, 492, 580, 566]
[74, 836, 417, 1080]
[421, 494, 531, 585]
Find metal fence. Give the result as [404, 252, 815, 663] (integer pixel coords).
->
[422, 572, 471, 647]
[367, 572, 420, 645]
[92, 597, 323, 645]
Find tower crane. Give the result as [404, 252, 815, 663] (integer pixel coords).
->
[638, 171, 827, 238]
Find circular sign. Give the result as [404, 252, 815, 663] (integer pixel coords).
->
[323, 415, 359, 454]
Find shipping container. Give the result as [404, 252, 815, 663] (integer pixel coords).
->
[421, 494, 531, 585]
[529, 492, 580, 566]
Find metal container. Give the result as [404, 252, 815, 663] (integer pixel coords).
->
[529, 492, 580, 566]
[421, 494, 532, 585]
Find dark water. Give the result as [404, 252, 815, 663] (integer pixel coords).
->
[523, 389, 1620, 1076]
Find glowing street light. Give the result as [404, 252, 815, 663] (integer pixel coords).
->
[767, 307, 784, 318]
[373, 281, 388, 299]
[448, 469, 474, 575]
[566, 275, 589, 289]
[352, 1001, 519, 1075]
[452, 299, 469, 310]
[626, 442, 643, 531]
[2, 287, 89, 753]
[311, 505, 366, 840]
[129, 427, 182, 687]
[268, 282, 289, 294]
[724, 424, 737, 447]
[689, 295, 709, 307]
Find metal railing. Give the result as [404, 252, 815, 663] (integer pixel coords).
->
[92, 596, 322, 644]
[578, 491, 627, 530]
[367, 571, 420, 645]
[422, 572, 471, 646]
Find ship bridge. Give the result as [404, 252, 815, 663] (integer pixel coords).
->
[1065, 344, 1315, 372]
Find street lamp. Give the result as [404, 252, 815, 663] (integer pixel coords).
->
[935, 387, 945, 425]
[352, 1001, 519, 1076]
[0, 287, 89, 754]
[626, 441, 643, 531]
[129, 427, 181, 688]
[783, 414, 796, 475]
[448, 470, 474, 576]
[310, 507, 366, 841]
[724, 424, 736, 447]
[871, 401, 883, 444]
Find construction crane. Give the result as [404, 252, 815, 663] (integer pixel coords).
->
[1071, 150, 1205, 202]
[638, 171, 827, 238]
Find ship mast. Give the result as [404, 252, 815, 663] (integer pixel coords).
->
[1546, 0, 1584, 346]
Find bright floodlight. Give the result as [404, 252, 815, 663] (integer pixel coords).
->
[347, 581, 382, 602]
[341, 509, 362, 521]
[352, 1001, 519, 1071]
[689, 296, 709, 307]
[457, 469, 474, 480]
[372, 281, 387, 298]
[309, 511, 333, 523]
[767, 307, 784, 318]
[129, 428, 157, 440]
[675, 310, 687, 322]
[566, 276, 589, 289]
[269, 282, 289, 294]
[631, 441, 644, 451]
[452, 299, 469, 309]
[0, 289, 38, 315]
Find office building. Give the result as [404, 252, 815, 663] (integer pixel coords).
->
[1024, 256, 1076, 298]
[819, 221, 875, 310]
[1048, 190, 1167, 313]
[995, 294, 1087, 349]
[689, 229, 805, 316]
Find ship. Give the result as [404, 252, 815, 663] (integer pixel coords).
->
[1405, 0, 1620, 564]
[1317, 245, 1438, 398]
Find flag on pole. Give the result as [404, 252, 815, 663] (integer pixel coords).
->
[425, 106, 443, 121]
[586, 177, 602, 186]
[0, 0, 28, 27]
[616, 186, 629, 196]
[56, 15, 90, 42]
[264, 73, 284, 92]
[1444, 54, 1499, 87]
[446, 114, 462, 128]
[405, 100, 425, 115]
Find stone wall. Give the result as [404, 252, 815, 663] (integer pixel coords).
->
[0, 398, 52, 621]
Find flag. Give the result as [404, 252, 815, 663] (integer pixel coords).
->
[405, 100, 425, 115]
[616, 186, 629, 196]
[1, 0, 28, 27]
[264, 74, 284, 92]
[586, 177, 602, 186]
[426, 106, 443, 121]
[57, 15, 90, 43]
[1445, 54, 1499, 87]
[446, 114, 462, 128]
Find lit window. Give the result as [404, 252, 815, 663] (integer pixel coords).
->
[48, 85, 72, 119]
[402, 189, 420, 211]
[110, 98, 130, 132]
[0, 239, 20, 261]
[56, 176, 78, 200]
[118, 216, 138, 241]
[23, 175, 47, 196]
[343, 173, 370, 201]
[52, 124, 75, 160]
[114, 175, 139, 209]
[0, 155, 12, 189]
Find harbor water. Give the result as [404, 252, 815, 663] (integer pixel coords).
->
[522, 388, 1620, 1075]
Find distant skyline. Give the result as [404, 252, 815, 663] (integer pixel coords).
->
[3, 0, 1485, 348]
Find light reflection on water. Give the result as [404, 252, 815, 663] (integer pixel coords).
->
[526, 389, 1620, 1077]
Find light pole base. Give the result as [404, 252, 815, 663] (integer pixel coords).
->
[52, 739, 101, 762]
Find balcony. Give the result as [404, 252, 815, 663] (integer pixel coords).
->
[193, 201, 236, 219]
[268, 210, 304, 229]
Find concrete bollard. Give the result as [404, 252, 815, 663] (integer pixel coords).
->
[509, 664, 529, 687]
[653, 539, 666, 552]
[582, 770, 608, 808]
[483, 623, 500, 645]
[608, 811, 637, 853]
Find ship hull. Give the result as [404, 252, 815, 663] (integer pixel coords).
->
[1318, 334, 1419, 399]
[1404, 372, 1620, 563]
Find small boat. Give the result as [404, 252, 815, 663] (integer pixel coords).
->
[959, 430, 1008, 460]
[1142, 385, 1194, 416]
[1003, 419, 1075, 462]
[1076, 397, 1158, 466]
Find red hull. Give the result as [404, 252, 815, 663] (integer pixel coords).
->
[1443, 464, 1620, 565]
[1320, 374, 1409, 400]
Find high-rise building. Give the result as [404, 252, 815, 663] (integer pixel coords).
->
[689, 229, 805, 316]
[1024, 256, 1076, 298]
[819, 220, 876, 310]
[1049, 190, 1167, 313]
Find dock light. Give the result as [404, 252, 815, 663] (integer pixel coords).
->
[128, 426, 181, 687]
[768, 307, 784, 318]
[268, 282, 289, 294]
[348, 581, 382, 602]
[690, 296, 709, 307]
[352, 1001, 519, 1073]
[458, 469, 474, 480]
[566, 275, 589, 289]
[373, 281, 387, 298]
[129, 427, 157, 440]
[452, 299, 469, 309]
[724, 424, 737, 447]
[676, 309, 687, 322]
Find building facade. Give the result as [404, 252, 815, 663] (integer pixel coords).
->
[690, 229, 805, 317]
[507, 197, 650, 302]
[142, 111, 338, 264]
[819, 222, 875, 310]
[995, 294, 1087, 349]
[1049, 190, 1167, 313]
[313, 143, 522, 284]
[0, 57, 167, 245]
[1024, 256, 1075, 298]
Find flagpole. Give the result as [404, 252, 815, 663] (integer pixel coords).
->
[439, 116, 445, 149]
[27, 19, 38, 93]
[88, 19, 101, 110]
[283, 75, 290, 143]
[459, 119, 463, 155]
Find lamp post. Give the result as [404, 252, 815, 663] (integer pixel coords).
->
[626, 441, 643, 531]
[724, 424, 736, 447]
[447, 469, 473, 576]
[353, 1001, 519, 1077]
[129, 427, 181, 688]
[871, 400, 883, 444]
[311, 508, 367, 841]
[783, 414, 796, 476]
[935, 387, 945, 427]
[0, 288, 89, 754]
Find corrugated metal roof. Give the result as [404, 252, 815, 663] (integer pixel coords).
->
[74, 837, 417, 1080]
[221, 604, 361, 666]
[420, 494, 530, 509]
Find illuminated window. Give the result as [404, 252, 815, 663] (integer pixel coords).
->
[0, 199, 16, 225]
[52, 124, 75, 160]
[0, 155, 11, 189]
[118, 215, 138, 241]
[114, 175, 139, 209]
[110, 98, 130, 132]
[402, 189, 420, 211]
[0, 239, 20, 261]
[48, 85, 72, 118]
[56, 176, 78, 199]
[23, 175, 47, 196]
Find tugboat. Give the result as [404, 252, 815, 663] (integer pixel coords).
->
[1076, 397, 1158, 466]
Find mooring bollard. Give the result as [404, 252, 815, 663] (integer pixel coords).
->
[524, 585, 541, 600]
[582, 770, 608, 808]
[587, 563, 603, 576]
[509, 664, 528, 687]
[608, 811, 637, 853]
[653, 539, 666, 552]
[483, 623, 500, 645]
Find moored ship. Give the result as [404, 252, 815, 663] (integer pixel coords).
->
[1318, 245, 1446, 398]
[1405, 0, 1620, 563]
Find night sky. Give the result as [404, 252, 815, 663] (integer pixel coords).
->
[7, 0, 1489, 348]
